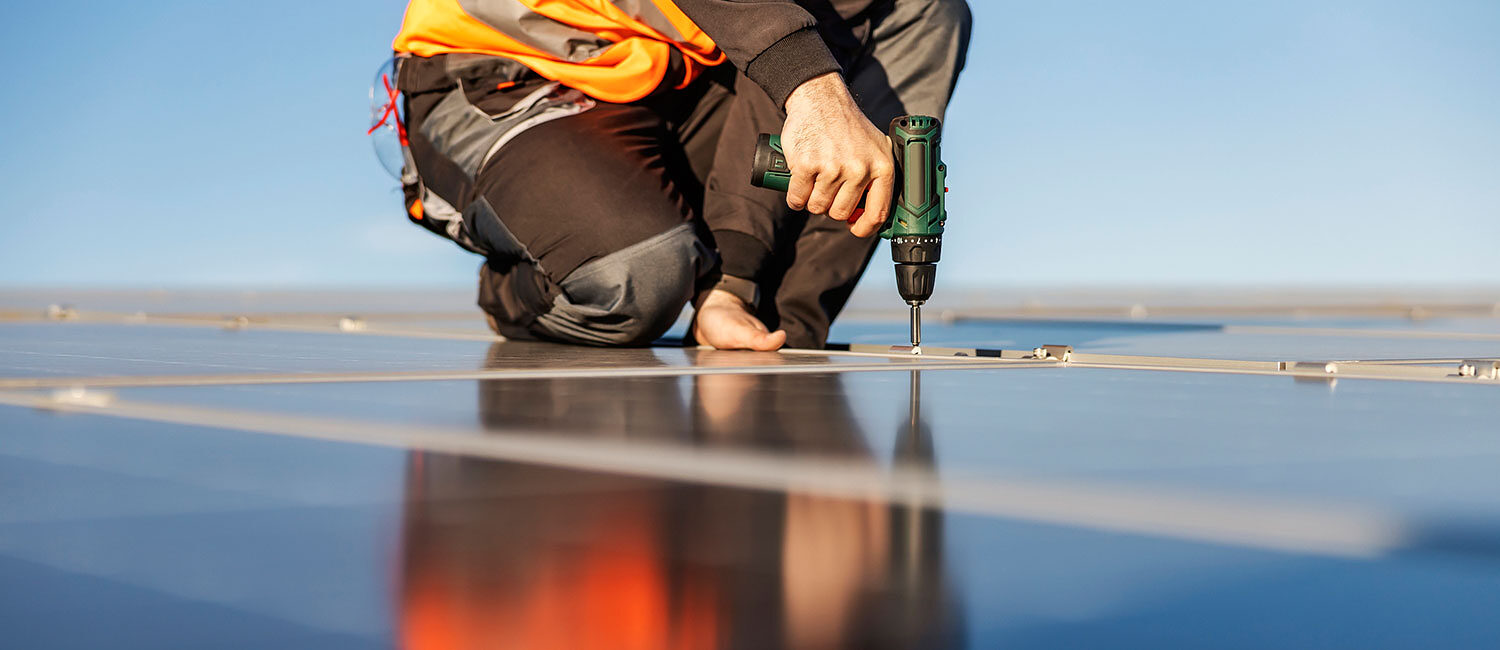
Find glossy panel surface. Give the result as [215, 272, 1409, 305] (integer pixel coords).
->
[107, 362, 1500, 519]
[832, 319, 1500, 360]
[0, 325, 929, 379]
[5, 407, 1500, 649]
[5, 308, 1500, 649]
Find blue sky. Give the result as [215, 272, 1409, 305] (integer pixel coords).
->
[1, 0, 1496, 289]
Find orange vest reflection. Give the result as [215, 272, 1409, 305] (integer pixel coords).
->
[397, 345, 957, 649]
[402, 468, 720, 649]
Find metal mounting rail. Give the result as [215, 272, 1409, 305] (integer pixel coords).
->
[3, 311, 1497, 387]
[839, 343, 1499, 385]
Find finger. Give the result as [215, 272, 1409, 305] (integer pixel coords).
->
[851, 163, 895, 238]
[786, 167, 816, 211]
[827, 168, 871, 222]
[804, 170, 842, 216]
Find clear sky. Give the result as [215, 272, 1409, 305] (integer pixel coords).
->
[1, 0, 1496, 289]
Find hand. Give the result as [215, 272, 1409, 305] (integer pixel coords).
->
[691, 289, 787, 351]
[781, 72, 894, 238]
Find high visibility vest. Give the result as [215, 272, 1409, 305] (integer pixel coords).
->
[393, 0, 725, 103]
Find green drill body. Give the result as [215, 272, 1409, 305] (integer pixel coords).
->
[751, 116, 947, 349]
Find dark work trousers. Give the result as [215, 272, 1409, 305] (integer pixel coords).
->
[402, 0, 971, 348]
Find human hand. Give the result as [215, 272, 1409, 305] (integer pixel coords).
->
[780, 72, 894, 238]
[692, 289, 786, 351]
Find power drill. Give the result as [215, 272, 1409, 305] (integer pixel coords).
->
[751, 115, 947, 352]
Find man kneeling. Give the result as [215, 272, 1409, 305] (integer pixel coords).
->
[388, 0, 970, 349]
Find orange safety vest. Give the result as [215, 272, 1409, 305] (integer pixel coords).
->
[393, 0, 726, 103]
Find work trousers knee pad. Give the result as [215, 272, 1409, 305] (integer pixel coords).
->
[480, 223, 714, 346]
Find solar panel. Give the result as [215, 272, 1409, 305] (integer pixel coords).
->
[2, 290, 1498, 648]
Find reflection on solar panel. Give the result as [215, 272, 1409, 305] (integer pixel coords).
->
[2, 290, 1498, 648]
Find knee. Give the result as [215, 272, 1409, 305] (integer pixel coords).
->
[916, 0, 973, 71]
[531, 223, 712, 346]
[928, 0, 973, 35]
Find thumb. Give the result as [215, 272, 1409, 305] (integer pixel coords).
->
[754, 329, 788, 351]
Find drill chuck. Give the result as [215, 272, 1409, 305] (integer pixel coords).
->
[895, 263, 937, 304]
[892, 235, 941, 304]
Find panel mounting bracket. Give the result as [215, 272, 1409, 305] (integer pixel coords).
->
[1458, 360, 1500, 380]
[1032, 345, 1073, 362]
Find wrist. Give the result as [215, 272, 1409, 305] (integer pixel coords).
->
[785, 72, 850, 114]
[693, 275, 761, 311]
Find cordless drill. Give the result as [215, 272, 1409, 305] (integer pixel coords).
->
[751, 116, 947, 352]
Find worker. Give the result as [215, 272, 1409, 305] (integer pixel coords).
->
[387, 0, 970, 350]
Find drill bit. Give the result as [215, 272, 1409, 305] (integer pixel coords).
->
[909, 302, 923, 354]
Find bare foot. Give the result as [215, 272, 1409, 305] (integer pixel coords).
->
[692, 289, 787, 351]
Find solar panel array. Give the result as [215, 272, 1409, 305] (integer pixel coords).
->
[2, 291, 1497, 648]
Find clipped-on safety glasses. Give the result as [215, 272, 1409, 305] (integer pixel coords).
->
[368, 58, 406, 180]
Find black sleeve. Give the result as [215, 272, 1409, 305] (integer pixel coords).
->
[672, 0, 843, 108]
